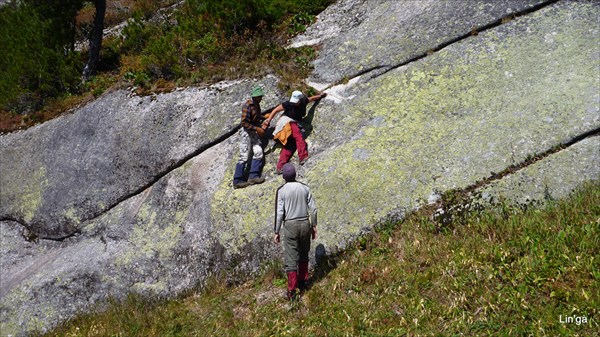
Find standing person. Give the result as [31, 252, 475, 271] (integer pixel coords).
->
[273, 163, 318, 299]
[233, 86, 267, 189]
[262, 90, 326, 173]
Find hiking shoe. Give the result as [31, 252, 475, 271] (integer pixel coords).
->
[233, 181, 251, 189]
[286, 289, 299, 301]
[299, 157, 309, 166]
[298, 280, 310, 293]
[275, 169, 282, 175]
[248, 177, 265, 185]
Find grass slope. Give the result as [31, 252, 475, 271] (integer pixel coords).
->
[42, 183, 599, 336]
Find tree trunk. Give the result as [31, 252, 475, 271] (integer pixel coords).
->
[82, 0, 105, 80]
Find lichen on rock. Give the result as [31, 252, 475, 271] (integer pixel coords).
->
[1, 1, 598, 336]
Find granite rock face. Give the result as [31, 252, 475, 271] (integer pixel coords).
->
[0, 77, 280, 239]
[1, 138, 237, 335]
[291, 0, 552, 85]
[1, 1, 598, 335]
[213, 0, 599, 259]
[477, 136, 600, 208]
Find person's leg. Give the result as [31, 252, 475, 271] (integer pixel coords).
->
[289, 121, 308, 163]
[297, 220, 312, 290]
[248, 132, 264, 183]
[276, 140, 296, 171]
[298, 261, 309, 291]
[233, 129, 251, 187]
[282, 220, 301, 299]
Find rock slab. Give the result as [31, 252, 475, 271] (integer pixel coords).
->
[1, 1, 598, 335]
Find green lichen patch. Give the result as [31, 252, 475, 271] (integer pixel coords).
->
[15, 166, 49, 224]
[114, 203, 188, 267]
[478, 136, 600, 207]
[211, 160, 277, 255]
[0, 280, 56, 336]
[210, 2, 599, 253]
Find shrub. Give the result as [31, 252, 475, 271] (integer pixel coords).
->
[121, 13, 152, 53]
[0, 2, 83, 113]
[141, 32, 183, 80]
[1, 0, 335, 127]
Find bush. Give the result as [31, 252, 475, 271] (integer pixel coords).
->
[1, 0, 335, 123]
[141, 33, 183, 80]
[119, 0, 332, 83]
[121, 13, 152, 53]
[0, 2, 83, 113]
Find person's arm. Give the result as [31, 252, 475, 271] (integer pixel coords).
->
[306, 187, 317, 233]
[241, 103, 257, 131]
[242, 104, 266, 137]
[274, 187, 285, 243]
[262, 104, 284, 128]
[307, 92, 327, 103]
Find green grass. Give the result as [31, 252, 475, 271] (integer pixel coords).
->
[42, 183, 599, 336]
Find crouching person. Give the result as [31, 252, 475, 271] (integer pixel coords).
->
[273, 163, 317, 299]
[233, 86, 267, 189]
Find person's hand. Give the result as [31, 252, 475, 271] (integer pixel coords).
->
[274, 233, 280, 244]
[311, 227, 317, 240]
[255, 126, 265, 138]
[261, 120, 270, 129]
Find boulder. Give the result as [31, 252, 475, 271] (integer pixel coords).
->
[213, 0, 599, 257]
[1, 1, 598, 335]
[0, 77, 280, 238]
[290, 0, 553, 85]
[1, 138, 236, 334]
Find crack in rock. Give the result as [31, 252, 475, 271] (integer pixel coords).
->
[315, 0, 561, 90]
[0, 76, 282, 239]
[461, 127, 600, 195]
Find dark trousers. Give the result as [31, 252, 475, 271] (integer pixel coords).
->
[281, 218, 311, 272]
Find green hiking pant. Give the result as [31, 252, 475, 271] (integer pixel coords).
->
[281, 219, 311, 272]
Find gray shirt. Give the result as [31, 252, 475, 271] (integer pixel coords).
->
[274, 181, 317, 234]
